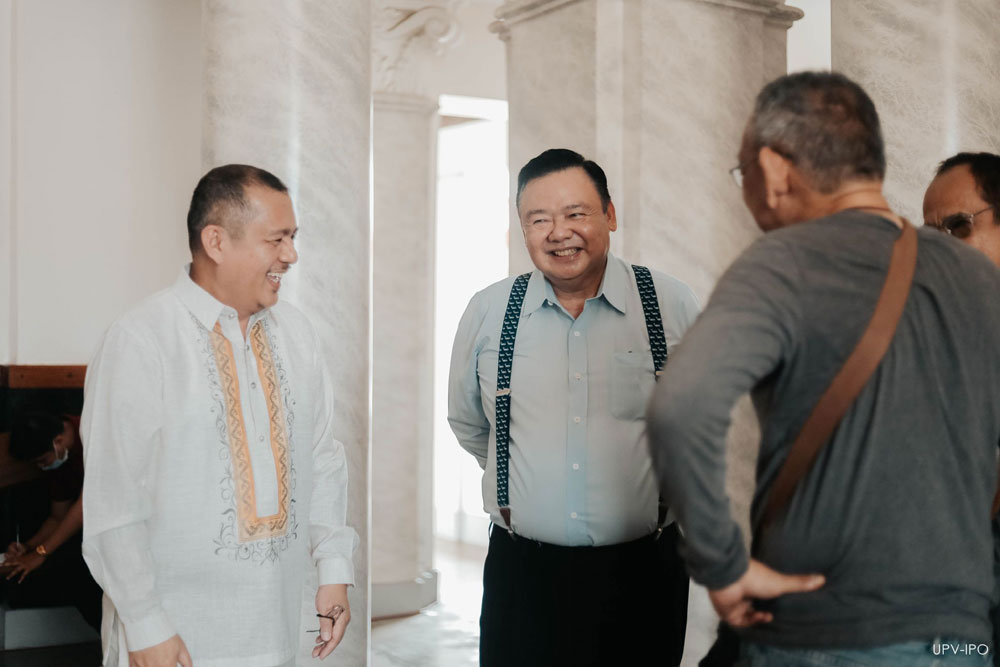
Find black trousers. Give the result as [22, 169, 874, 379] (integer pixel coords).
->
[480, 523, 689, 667]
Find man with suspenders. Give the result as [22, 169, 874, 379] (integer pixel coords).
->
[448, 149, 699, 665]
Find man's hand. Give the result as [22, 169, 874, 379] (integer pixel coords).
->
[6, 551, 46, 583]
[709, 558, 825, 628]
[4, 542, 26, 560]
[128, 634, 192, 667]
[313, 583, 351, 660]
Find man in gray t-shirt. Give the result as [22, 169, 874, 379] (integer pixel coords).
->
[648, 71, 1000, 663]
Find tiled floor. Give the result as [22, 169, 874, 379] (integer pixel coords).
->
[372, 539, 484, 667]
[372, 538, 719, 667]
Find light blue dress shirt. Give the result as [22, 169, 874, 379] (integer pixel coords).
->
[448, 253, 700, 546]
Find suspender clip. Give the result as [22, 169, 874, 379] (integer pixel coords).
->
[499, 506, 514, 539]
[496, 388, 511, 397]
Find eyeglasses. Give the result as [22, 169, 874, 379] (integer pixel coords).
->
[729, 160, 752, 188]
[308, 606, 345, 634]
[925, 205, 995, 239]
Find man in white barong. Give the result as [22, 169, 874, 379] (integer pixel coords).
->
[81, 164, 358, 667]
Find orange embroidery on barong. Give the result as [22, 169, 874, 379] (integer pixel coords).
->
[250, 321, 291, 534]
[210, 321, 290, 543]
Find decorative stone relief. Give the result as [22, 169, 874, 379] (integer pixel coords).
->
[373, 0, 461, 94]
[490, 0, 802, 38]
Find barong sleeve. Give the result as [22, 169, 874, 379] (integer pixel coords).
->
[309, 345, 359, 587]
[80, 321, 176, 651]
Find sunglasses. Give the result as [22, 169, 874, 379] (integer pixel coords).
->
[926, 205, 995, 239]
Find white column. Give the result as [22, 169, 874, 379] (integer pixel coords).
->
[493, 0, 801, 299]
[202, 1, 371, 663]
[832, 0, 1000, 221]
[371, 0, 458, 618]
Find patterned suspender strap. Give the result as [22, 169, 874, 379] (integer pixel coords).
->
[632, 265, 668, 375]
[633, 264, 670, 530]
[495, 272, 532, 531]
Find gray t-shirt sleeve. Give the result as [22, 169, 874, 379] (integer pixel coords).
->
[646, 236, 801, 589]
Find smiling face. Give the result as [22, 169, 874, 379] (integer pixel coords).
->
[208, 184, 299, 320]
[517, 167, 616, 293]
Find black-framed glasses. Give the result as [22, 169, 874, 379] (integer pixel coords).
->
[307, 605, 345, 634]
[926, 205, 995, 239]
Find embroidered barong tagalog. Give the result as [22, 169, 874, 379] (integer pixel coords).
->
[208, 320, 292, 546]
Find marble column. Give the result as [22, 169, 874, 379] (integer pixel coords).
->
[831, 0, 1000, 222]
[492, 1, 801, 660]
[371, 1, 458, 618]
[202, 1, 370, 664]
[493, 0, 801, 298]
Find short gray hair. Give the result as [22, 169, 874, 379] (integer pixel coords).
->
[748, 71, 886, 193]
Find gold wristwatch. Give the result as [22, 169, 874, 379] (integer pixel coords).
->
[35, 544, 48, 557]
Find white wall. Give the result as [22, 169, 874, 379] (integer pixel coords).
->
[4, 0, 201, 364]
[427, 0, 506, 101]
[433, 105, 509, 547]
[787, 0, 831, 72]
[1, 0, 13, 363]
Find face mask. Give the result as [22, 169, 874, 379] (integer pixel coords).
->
[39, 446, 69, 471]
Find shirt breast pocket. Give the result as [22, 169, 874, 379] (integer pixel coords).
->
[610, 351, 656, 421]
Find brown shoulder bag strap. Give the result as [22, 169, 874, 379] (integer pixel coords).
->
[760, 221, 918, 529]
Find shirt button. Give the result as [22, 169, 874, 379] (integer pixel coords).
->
[573, 416, 581, 424]
[228, 313, 234, 319]
[574, 373, 582, 380]
[573, 331, 581, 337]
[258, 435, 265, 442]
[570, 512, 578, 519]
[572, 463, 580, 470]
[251, 382, 257, 389]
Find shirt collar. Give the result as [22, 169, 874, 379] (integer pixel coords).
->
[172, 265, 270, 331]
[598, 254, 629, 315]
[522, 253, 629, 316]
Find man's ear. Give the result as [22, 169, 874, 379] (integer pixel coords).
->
[201, 225, 226, 264]
[605, 201, 618, 232]
[758, 146, 791, 210]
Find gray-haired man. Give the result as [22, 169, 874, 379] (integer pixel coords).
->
[649, 72, 1000, 665]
